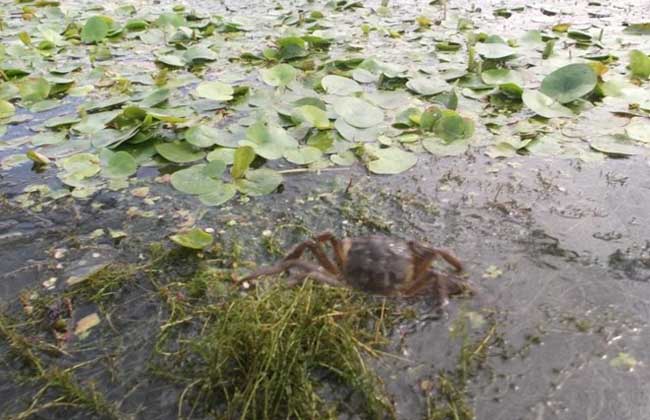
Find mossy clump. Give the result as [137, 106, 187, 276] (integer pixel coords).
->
[163, 282, 395, 419]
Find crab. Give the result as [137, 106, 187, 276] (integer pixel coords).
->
[237, 231, 471, 304]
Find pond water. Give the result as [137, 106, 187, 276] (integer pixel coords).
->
[1, 0, 649, 419]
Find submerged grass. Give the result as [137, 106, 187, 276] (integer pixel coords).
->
[159, 281, 396, 419]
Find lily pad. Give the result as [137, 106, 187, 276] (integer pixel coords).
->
[235, 168, 283, 196]
[625, 118, 650, 143]
[195, 81, 234, 101]
[434, 111, 475, 142]
[522, 89, 574, 118]
[475, 43, 516, 59]
[199, 184, 237, 206]
[260, 64, 298, 87]
[19, 77, 50, 103]
[284, 146, 323, 164]
[155, 141, 206, 163]
[0, 100, 15, 119]
[629, 50, 650, 79]
[333, 97, 384, 128]
[185, 125, 220, 148]
[406, 77, 449, 96]
[170, 164, 223, 194]
[103, 151, 137, 178]
[321, 75, 362, 95]
[367, 147, 417, 174]
[292, 105, 330, 129]
[241, 121, 298, 160]
[81, 16, 112, 44]
[481, 69, 523, 86]
[540, 63, 597, 103]
[170, 228, 214, 249]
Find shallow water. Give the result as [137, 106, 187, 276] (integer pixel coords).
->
[1, 0, 650, 418]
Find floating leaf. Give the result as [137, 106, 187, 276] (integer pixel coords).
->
[0, 100, 15, 119]
[590, 136, 641, 156]
[170, 228, 214, 249]
[185, 125, 220, 148]
[423, 138, 469, 156]
[241, 121, 298, 160]
[481, 69, 523, 86]
[367, 147, 417, 174]
[540, 63, 597, 103]
[199, 184, 237, 206]
[103, 151, 137, 178]
[19, 77, 51, 103]
[195, 81, 234, 101]
[321, 75, 362, 95]
[292, 105, 330, 129]
[81, 16, 112, 44]
[333, 97, 384, 128]
[171, 164, 223, 194]
[629, 50, 650, 79]
[183, 45, 218, 64]
[235, 168, 283, 196]
[625, 118, 650, 143]
[522, 89, 574, 118]
[434, 110, 475, 142]
[406, 77, 449, 96]
[61, 153, 101, 178]
[140, 88, 170, 107]
[284, 146, 323, 164]
[260, 63, 298, 87]
[475, 43, 516, 59]
[155, 141, 206, 163]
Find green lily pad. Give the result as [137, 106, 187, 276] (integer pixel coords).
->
[481, 69, 523, 86]
[19, 77, 51, 103]
[367, 147, 417, 174]
[0, 100, 15, 119]
[156, 54, 186, 67]
[195, 81, 234, 101]
[61, 153, 101, 179]
[625, 118, 650, 143]
[140, 88, 170, 108]
[183, 45, 218, 64]
[475, 42, 516, 59]
[260, 63, 298, 87]
[81, 16, 112, 44]
[284, 146, 323, 164]
[434, 110, 475, 142]
[629, 50, 650, 79]
[199, 184, 237, 206]
[207, 148, 236, 164]
[321, 75, 362, 95]
[170, 228, 213, 249]
[333, 97, 384, 128]
[423, 138, 470, 156]
[292, 105, 330, 129]
[170, 164, 223, 194]
[155, 141, 206, 163]
[406, 77, 449, 96]
[103, 151, 137, 178]
[235, 168, 283, 196]
[522, 89, 574, 118]
[185, 125, 220, 148]
[540, 63, 597, 104]
[240, 121, 298, 160]
[590, 136, 641, 156]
